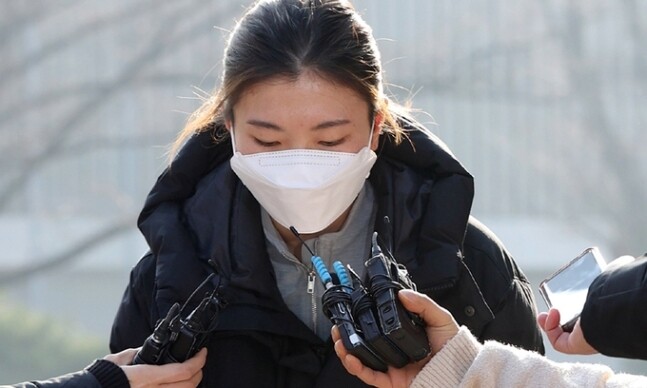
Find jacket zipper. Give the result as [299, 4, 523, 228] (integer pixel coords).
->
[307, 269, 317, 334]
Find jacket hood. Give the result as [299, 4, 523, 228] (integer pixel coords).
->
[137, 119, 474, 322]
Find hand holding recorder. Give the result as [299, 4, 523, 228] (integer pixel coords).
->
[132, 273, 226, 365]
[311, 232, 430, 372]
[332, 289, 459, 388]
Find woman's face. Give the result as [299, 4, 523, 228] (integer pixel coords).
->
[228, 72, 380, 155]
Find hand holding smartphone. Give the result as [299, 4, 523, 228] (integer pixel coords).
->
[539, 247, 607, 332]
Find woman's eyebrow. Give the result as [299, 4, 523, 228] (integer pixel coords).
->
[246, 118, 351, 131]
[312, 119, 351, 130]
[246, 119, 282, 130]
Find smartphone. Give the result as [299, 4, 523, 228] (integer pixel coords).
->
[539, 247, 607, 332]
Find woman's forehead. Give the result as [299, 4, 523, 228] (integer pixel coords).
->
[233, 73, 371, 125]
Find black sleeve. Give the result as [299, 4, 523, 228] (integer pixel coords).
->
[9, 359, 128, 388]
[109, 253, 158, 353]
[580, 254, 647, 360]
[9, 371, 100, 388]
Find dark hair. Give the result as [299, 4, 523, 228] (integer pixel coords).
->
[170, 0, 407, 158]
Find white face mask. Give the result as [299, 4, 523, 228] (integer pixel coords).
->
[229, 129, 377, 234]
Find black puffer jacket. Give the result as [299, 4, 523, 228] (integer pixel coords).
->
[110, 124, 544, 387]
[581, 253, 647, 360]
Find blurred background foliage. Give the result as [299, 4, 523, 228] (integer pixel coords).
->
[0, 296, 104, 382]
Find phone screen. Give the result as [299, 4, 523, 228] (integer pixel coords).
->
[539, 247, 606, 330]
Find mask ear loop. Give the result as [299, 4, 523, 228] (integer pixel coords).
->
[367, 116, 377, 149]
[229, 127, 238, 154]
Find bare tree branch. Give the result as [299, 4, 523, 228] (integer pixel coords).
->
[0, 1, 180, 88]
[0, 0, 201, 210]
[0, 217, 134, 287]
[542, 3, 646, 253]
[0, 0, 245, 280]
[0, 1, 74, 49]
[0, 74, 198, 129]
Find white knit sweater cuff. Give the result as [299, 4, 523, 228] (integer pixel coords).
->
[410, 326, 481, 388]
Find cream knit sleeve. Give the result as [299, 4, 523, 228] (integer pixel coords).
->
[411, 326, 647, 388]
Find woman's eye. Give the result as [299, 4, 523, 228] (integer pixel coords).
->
[319, 138, 345, 147]
[254, 138, 280, 147]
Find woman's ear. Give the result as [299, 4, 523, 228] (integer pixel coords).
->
[371, 113, 384, 151]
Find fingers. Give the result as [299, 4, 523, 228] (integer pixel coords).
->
[331, 289, 458, 386]
[123, 348, 207, 387]
[158, 369, 203, 388]
[545, 308, 561, 331]
[547, 318, 597, 356]
[158, 370, 204, 388]
[537, 309, 561, 333]
[539, 309, 596, 355]
[333, 338, 351, 369]
[397, 289, 456, 328]
[333, 337, 389, 387]
[189, 348, 208, 366]
[536, 312, 548, 329]
[540, 309, 565, 349]
[174, 348, 208, 379]
[154, 356, 200, 383]
[104, 348, 139, 366]
[331, 289, 455, 333]
[187, 367, 204, 387]
[331, 325, 340, 343]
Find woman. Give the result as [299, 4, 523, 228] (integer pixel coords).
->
[110, 0, 543, 386]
